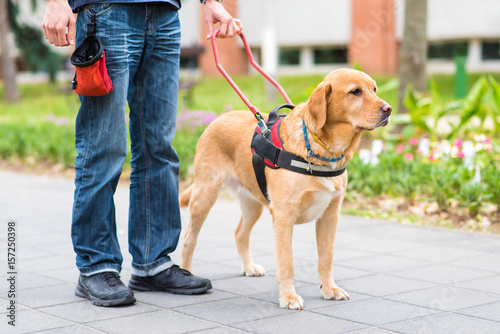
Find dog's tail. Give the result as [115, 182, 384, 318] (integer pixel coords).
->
[179, 184, 193, 208]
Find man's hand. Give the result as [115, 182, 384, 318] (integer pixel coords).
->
[203, 0, 242, 38]
[43, 0, 76, 47]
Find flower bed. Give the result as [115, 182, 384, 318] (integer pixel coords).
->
[346, 134, 499, 233]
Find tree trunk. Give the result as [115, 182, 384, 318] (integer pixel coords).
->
[398, 0, 427, 113]
[0, 0, 19, 104]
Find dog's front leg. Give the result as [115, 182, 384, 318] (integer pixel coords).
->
[273, 213, 304, 310]
[316, 194, 350, 301]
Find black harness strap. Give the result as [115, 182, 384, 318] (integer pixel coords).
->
[250, 104, 347, 202]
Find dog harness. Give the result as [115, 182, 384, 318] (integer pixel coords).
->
[250, 104, 347, 201]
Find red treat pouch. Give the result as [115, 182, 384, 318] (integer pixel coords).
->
[70, 16, 113, 96]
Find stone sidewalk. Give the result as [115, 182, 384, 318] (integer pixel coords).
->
[1, 169, 500, 333]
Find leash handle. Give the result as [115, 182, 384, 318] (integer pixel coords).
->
[210, 30, 293, 117]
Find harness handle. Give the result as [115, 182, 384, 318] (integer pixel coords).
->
[210, 30, 293, 120]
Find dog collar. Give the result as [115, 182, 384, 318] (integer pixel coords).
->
[302, 120, 345, 163]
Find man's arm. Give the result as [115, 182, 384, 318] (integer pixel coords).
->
[43, 0, 76, 47]
[202, 0, 242, 38]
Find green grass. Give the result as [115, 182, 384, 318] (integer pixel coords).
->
[1, 72, 499, 177]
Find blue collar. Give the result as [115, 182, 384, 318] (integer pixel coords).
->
[302, 120, 345, 163]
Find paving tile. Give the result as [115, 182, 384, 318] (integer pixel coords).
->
[0, 309, 74, 333]
[337, 274, 435, 297]
[209, 273, 282, 296]
[455, 301, 500, 322]
[343, 239, 423, 254]
[450, 253, 500, 273]
[39, 299, 158, 323]
[17, 245, 57, 261]
[20, 230, 69, 247]
[328, 231, 374, 247]
[232, 311, 368, 333]
[249, 283, 373, 310]
[332, 247, 374, 261]
[387, 285, 500, 311]
[395, 245, 488, 263]
[189, 326, 252, 334]
[181, 240, 264, 264]
[0, 271, 68, 293]
[390, 263, 497, 284]
[465, 239, 500, 253]
[0, 297, 28, 314]
[134, 289, 239, 309]
[85, 309, 215, 334]
[266, 263, 372, 286]
[16, 254, 76, 272]
[173, 297, 290, 325]
[335, 254, 431, 274]
[17, 283, 82, 309]
[3, 170, 500, 334]
[393, 226, 477, 246]
[348, 328, 399, 333]
[456, 275, 500, 295]
[382, 312, 500, 334]
[34, 325, 107, 333]
[220, 253, 277, 273]
[40, 267, 81, 284]
[314, 298, 442, 326]
[187, 261, 248, 281]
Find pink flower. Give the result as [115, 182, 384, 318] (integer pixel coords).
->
[409, 137, 419, 146]
[454, 138, 463, 147]
[482, 137, 492, 145]
[396, 144, 405, 155]
[404, 153, 414, 161]
[458, 151, 465, 158]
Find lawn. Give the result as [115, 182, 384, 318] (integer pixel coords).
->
[0, 72, 497, 175]
[1, 72, 499, 233]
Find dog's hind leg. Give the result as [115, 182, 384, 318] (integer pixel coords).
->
[180, 182, 221, 272]
[235, 196, 265, 276]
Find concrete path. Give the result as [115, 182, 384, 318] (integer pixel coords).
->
[1, 170, 500, 334]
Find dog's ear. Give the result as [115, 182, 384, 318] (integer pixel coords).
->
[306, 82, 332, 132]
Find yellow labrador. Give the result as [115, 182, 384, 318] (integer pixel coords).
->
[180, 68, 391, 309]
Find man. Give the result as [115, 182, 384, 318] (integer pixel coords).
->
[43, 0, 242, 306]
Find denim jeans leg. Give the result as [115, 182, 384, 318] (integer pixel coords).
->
[71, 4, 143, 276]
[128, 4, 182, 276]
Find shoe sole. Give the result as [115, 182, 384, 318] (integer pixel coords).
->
[75, 284, 136, 307]
[128, 279, 212, 295]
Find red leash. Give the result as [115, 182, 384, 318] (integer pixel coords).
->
[210, 30, 293, 121]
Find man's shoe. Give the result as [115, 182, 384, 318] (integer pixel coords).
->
[129, 265, 212, 295]
[75, 272, 136, 307]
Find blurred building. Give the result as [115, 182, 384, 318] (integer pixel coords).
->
[180, 0, 500, 76]
[9, 0, 500, 78]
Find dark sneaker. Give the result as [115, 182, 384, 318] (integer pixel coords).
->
[129, 265, 212, 295]
[75, 272, 136, 307]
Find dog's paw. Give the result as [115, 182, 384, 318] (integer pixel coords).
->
[321, 285, 350, 300]
[243, 264, 266, 277]
[279, 294, 304, 310]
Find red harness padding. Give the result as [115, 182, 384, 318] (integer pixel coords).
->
[250, 104, 347, 201]
[251, 115, 285, 168]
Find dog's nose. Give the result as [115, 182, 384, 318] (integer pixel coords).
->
[381, 103, 392, 114]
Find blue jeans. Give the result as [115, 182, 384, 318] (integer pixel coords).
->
[71, 3, 181, 277]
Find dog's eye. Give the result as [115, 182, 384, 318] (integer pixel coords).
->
[349, 88, 362, 95]
[374, 87, 377, 93]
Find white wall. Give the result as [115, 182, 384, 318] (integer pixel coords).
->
[396, 0, 500, 41]
[179, 0, 201, 47]
[239, 0, 351, 47]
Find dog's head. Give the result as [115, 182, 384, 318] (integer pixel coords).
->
[306, 68, 391, 135]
